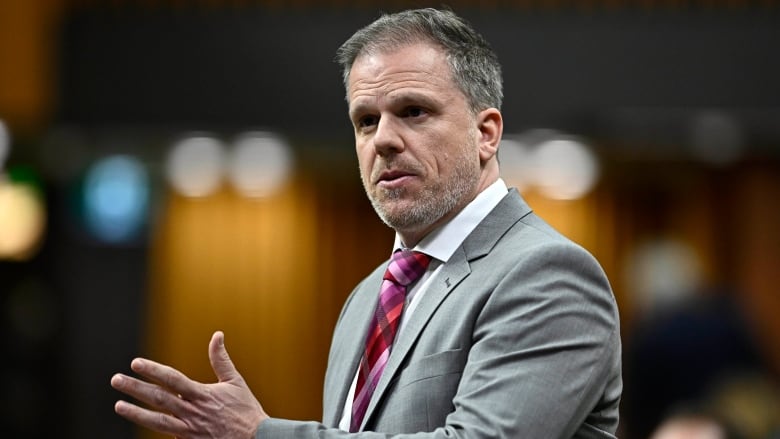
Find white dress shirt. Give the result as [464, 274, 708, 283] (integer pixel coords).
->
[338, 178, 509, 431]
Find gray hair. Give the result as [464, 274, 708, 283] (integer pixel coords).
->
[335, 8, 503, 113]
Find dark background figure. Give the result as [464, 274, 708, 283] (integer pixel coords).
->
[624, 288, 773, 439]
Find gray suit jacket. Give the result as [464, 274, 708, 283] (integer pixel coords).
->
[258, 190, 622, 438]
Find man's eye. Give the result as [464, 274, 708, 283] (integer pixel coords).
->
[404, 107, 426, 118]
[358, 116, 378, 128]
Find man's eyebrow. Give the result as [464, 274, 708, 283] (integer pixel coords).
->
[387, 92, 438, 108]
[348, 91, 440, 119]
[348, 102, 371, 120]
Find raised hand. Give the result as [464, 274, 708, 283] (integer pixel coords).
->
[111, 331, 268, 439]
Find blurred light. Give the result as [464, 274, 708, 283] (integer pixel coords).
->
[228, 131, 293, 198]
[0, 180, 46, 260]
[531, 138, 599, 200]
[166, 135, 226, 197]
[84, 155, 149, 243]
[689, 110, 744, 166]
[498, 138, 533, 191]
[626, 239, 703, 313]
[0, 119, 9, 169]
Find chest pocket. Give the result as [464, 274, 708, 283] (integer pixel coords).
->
[395, 348, 466, 389]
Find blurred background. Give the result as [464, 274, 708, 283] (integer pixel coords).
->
[1, 1, 779, 438]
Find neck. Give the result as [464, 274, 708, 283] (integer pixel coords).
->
[397, 173, 500, 248]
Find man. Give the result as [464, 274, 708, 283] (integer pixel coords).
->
[111, 8, 622, 438]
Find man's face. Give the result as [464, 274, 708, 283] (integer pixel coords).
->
[347, 43, 484, 245]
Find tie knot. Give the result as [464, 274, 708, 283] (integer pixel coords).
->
[384, 250, 431, 287]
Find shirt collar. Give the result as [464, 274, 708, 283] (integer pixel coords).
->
[393, 178, 509, 263]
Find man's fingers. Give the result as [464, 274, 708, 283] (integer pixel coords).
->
[114, 399, 189, 436]
[111, 373, 188, 414]
[208, 331, 242, 384]
[130, 358, 201, 400]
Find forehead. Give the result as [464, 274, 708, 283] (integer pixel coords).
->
[347, 43, 458, 105]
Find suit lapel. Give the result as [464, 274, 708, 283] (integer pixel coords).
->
[359, 189, 532, 430]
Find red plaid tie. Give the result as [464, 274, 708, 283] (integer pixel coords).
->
[350, 250, 431, 432]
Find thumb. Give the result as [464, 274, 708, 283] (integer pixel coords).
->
[208, 331, 243, 384]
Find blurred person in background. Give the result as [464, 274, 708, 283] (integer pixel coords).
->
[623, 277, 774, 439]
[648, 372, 780, 439]
[110, 8, 621, 438]
[649, 409, 739, 439]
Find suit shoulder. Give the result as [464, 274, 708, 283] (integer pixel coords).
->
[510, 211, 599, 263]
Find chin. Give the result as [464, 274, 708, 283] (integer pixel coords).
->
[375, 206, 413, 228]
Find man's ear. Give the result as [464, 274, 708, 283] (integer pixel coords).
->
[477, 108, 503, 163]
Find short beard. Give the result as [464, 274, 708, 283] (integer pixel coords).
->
[364, 156, 479, 235]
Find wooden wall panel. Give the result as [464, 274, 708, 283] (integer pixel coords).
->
[144, 178, 322, 439]
[735, 165, 780, 375]
[142, 172, 391, 439]
[0, 0, 60, 134]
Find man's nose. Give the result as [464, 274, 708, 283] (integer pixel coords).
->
[373, 116, 404, 156]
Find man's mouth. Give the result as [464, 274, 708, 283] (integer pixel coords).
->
[376, 170, 415, 188]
